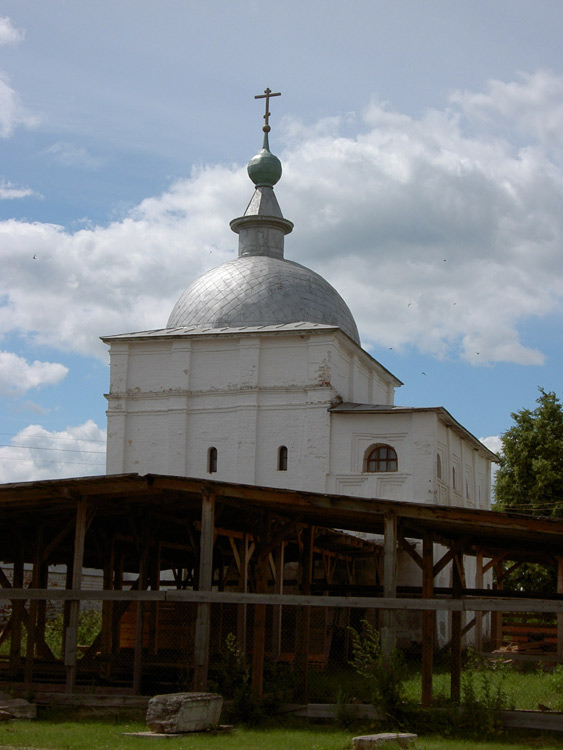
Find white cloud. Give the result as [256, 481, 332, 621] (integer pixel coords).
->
[451, 70, 563, 152]
[0, 179, 35, 200]
[480, 436, 502, 455]
[0, 17, 24, 46]
[0, 72, 563, 366]
[43, 142, 103, 169]
[0, 351, 68, 396]
[0, 73, 36, 137]
[0, 420, 106, 483]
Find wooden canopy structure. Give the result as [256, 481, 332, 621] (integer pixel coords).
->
[0, 473, 562, 704]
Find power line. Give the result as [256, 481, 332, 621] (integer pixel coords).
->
[0, 456, 105, 467]
[0, 444, 105, 455]
[0, 431, 106, 444]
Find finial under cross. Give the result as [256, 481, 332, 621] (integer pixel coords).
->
[255, 87, 281, 132]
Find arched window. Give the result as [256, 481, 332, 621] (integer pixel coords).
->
[278, 445, 288, 471]
[364, 444, 398, 473]
[436, 453, 442, 480]
[208, 447, 217, 474]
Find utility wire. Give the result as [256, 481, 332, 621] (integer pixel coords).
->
[0, 456, 105, 467]
[0, 431, 106, 443]
[0, 444, 105, 454]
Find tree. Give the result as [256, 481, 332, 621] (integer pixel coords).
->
[494, 388, 563, 517]
[494, 388, 563, 593]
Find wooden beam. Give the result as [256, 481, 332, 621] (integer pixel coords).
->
[398, 533, 423, 569]
[483, 551, 507, 575]
[433, 538, 467, 578]
[193, 491, 215, 691]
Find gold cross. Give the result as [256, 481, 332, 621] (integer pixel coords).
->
[255, 87, 281, 132]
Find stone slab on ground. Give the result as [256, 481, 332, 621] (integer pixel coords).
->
[124, 726, 234, 739]
[353, 733, 417, 749]
[0, 696, 37, 719]
[146, 692, 223, 734]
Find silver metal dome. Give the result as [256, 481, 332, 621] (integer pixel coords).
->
[167, 110, 360, 345]
[167, 255, 361, 344]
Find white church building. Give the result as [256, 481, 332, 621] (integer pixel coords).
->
[103, 98, 496, 524]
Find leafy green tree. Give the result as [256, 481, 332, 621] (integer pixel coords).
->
[493, 388, 563, 592]
[494, 388, 563, 517]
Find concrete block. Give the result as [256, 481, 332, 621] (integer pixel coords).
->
[146, 692, 223, 734]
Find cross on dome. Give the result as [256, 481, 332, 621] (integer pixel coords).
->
[254, 88, 281, 132]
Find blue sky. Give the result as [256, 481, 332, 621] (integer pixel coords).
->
[1, 0, 563, 481]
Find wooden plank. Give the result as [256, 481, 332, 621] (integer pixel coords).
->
[0, 587, 562, 613]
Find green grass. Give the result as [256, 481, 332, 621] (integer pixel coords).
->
[308, 661, 563, 712]
[2, 720, 563, 750]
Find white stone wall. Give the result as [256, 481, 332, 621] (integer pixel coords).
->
[105, 329, 398, 492]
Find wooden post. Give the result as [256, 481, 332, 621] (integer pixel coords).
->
[65, 499, 87, 693]
[24, 527, 43, 687]
[382, 512, 397, 657]
[237, 534, 249, 651]
[193, 491, 215, 691]
[9, 546, 24, 677]
[271, 542, 284, 659]
[101, 541, 115, 665]
[132, 529, 150, 694]
[450, 552, 464, 703]
[474, 550, 484, 652]
[557, 558, 563, 660]
[295, 525, 314, 700]
[421, 532, 434, 707]
[251, 554, 269, 697]
[492, 560, 504, 648]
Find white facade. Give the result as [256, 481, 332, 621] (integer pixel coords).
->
[104, 323, 494, 509]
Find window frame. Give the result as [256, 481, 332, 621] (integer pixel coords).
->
[208, 446, 217, 474]
[278, 445, 288, 471]
[363, 444, 398, 473]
